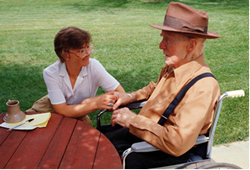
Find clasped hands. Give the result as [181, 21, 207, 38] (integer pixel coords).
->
[99, 92, 136, 128]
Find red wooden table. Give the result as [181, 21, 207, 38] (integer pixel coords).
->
[0, 112, 122, 169]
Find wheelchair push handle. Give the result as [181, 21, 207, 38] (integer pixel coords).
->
[225, 90, 245, 98]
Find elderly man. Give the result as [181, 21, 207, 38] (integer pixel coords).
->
[106, 2, 220, 169]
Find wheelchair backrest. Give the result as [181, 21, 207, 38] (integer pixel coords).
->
[205, 90, 245, 159]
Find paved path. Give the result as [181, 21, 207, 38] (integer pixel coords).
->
[212, 140, 249, 169]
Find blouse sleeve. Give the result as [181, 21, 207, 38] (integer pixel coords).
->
[43, 67, 66, 105]
[91, 59, 120, 92]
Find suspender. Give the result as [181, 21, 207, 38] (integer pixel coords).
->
[157, 73, 216, 126]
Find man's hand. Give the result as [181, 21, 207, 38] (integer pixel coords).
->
[111, 107, 136, 128]
[113, 92, 132, 110]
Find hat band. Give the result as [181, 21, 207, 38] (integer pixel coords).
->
[164, 16, 208, 34]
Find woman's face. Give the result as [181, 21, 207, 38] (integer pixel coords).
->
[64, 43, 93, 66]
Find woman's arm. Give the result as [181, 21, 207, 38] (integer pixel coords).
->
[114, 84, 125, 93]
[54, 86, 125, 117]
[52, 92, 118, 118]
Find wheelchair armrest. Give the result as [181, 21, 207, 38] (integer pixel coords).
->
[130, 135, 208, 153]
[195, 135, 209, 145]
[124, 100, 147, 110]
[131, 141, 159, 152]
[98, 100, 147, 118]
[97, 100, 147, 129]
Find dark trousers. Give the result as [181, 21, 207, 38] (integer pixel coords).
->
[103, 126, 191, 169]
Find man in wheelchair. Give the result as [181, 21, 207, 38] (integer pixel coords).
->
[103, 2, 221, 169]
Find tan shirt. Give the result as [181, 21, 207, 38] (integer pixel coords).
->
[129, 54, 220, 156]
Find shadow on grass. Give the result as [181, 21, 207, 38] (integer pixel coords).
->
[0, 64, 48, 113]
[0, 61, 152, 113]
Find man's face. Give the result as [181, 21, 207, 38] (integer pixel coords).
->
[159, 31, 189, 68]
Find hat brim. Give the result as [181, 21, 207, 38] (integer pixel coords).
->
[150, 24, 220, 39]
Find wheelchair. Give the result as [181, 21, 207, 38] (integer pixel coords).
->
[97, 90, 245, 169]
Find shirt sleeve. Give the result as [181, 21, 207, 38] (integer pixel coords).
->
[129, 80, 220, 156]
[43, 68, 66, 105]
[92, 59, 120, 91]
[132, 65, 169, 101]
[132, 81, 157, 101]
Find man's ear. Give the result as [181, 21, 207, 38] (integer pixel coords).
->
[187, 39, 197, 52]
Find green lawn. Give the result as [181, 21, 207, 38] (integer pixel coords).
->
[0, 0, 248, 145]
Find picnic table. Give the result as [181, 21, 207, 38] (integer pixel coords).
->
[0, 112, 122, 169]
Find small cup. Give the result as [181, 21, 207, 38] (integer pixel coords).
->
[3, 100, 26, 123]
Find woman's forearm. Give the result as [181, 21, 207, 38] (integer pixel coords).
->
[52, 96, 100, 118]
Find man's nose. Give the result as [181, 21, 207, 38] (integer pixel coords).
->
[159, 40, 165, 49]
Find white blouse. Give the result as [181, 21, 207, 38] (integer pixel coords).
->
[43, 58, 120, 105]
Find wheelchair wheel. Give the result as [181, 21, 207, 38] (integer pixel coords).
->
[197, 162, 242, 169]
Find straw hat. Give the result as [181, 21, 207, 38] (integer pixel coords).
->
[150, 2, 220, 39]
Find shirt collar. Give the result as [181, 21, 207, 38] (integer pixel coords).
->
[80, 67, 88, 77]
[173, 54, 206, 87]
[59, 62, 67, 77]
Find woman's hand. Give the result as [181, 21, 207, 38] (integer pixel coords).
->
[111, 107, 136, 128]
[96, 92, 118, 110]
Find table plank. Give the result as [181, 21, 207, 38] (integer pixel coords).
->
[0, 113, 11, 146]
[37, 116, 77, 169]
[59, 121, 100, 169]
[0, 130, 28, 168]
[93, 133, 122, 169]
[4, 113, 63, 169]
[0, 113, 29, 168]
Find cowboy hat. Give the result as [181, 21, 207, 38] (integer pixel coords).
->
[150, 2, 220, 39]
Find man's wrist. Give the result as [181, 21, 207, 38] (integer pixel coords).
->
[127, 93, 133, 103]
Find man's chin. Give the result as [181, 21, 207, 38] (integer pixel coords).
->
[165, 59, 171, 66]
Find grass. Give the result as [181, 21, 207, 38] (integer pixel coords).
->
[0, 0, 248, 145]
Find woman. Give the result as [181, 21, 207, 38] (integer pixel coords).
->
[43, 26, 125, 123]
